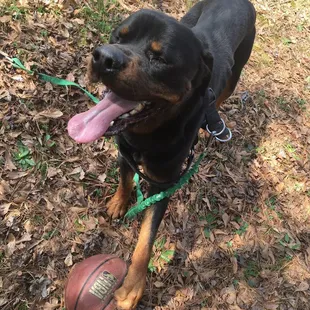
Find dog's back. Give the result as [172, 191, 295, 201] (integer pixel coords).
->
[182, 0, 256, 97]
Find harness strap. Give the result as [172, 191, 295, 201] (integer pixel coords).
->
[201, 88, 232, 142]
[120, 145, 195, 189]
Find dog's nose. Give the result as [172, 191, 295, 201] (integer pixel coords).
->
[92, 45, 127, 72]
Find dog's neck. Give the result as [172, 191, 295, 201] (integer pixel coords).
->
[118, 87, 206, 155]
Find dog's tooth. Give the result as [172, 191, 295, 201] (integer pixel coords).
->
[119, 113, 130, 119]
[110, 121, 114, 126]
[129, 104, 144, 115]
[135, 103, 144, 112]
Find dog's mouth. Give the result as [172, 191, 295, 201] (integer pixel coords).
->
[67, 89, 162, 143]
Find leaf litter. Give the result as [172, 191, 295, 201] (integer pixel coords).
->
[0, 0, 310, 309]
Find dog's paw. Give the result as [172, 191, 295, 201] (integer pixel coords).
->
[106, 194, 128, 219]
[114, 272, 146, 310]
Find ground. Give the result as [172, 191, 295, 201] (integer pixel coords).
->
[0, 0, 310, 309]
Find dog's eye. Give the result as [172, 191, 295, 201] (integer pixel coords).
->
[147, 51, 166, 64]
[110, 34, 120, 44]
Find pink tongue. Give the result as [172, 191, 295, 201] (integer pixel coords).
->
[67, 92, 137, 143]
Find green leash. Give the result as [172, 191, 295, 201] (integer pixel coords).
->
[6, 55, 210, 220]
[125, 152, 208, 219]
[9, 57, 99, 104]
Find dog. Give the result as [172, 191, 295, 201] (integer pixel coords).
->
[68, 0, 256, 308]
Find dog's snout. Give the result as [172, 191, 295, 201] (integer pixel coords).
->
[92, 45, 127, 72]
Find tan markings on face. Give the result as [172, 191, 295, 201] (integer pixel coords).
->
[149, 84, 181, 103]
[119, 56, 140, 81]
[119, 26, 129, 36]
[151, 41, 162, 53]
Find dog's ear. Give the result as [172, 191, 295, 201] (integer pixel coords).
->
[192, 49, 213, 90]
[202, 50, 213, 77]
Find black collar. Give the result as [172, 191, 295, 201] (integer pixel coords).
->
[120, 143, 195, 189]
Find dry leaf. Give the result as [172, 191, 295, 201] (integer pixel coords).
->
[4, 151, 16, 171]
[222, 213, 230, 227]
[200, 269, 216, 281]
[0, 180, 10, 199]
[154, 281, 165, 288]
[61, 28, 70, 38]
[231, 256, 238, 274]
[0, 15, 11, 23]
[98, 173, 107, 183]
[24, 220, 33, 233]
[70, 207, 87, 213]
[202, 196, 212, 210]
[33, 109, 63, 121]
[225, 167, 237, 183]
[264, 302, 279, 310]
[16, 233, 32, 244]
[0, 298, 9, 307]
[0, 203, 11, 216]
[72, 18, 85, 25]
[84, 217, 97, 231]
[68, 167, 85, 180]
[64, 253, 73, 267]
[7, 171, 28, 179]
[209, 230, 215, 242]
[221, 285, 236, 304]
[12, 75, 24, 81]
[47, 167, 60, 178]
[5, 233, 16, 257]
[66, 72, 75, 82]
[44, 198, 54, 211]
[296, 281, 309, 292]
[43, 297, 59, 310]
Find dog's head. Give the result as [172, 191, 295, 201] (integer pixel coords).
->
[68, 9, 213, 143]
[90, 9, 212, 102]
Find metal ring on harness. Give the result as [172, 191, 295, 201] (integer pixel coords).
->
[215, 127, 232, 142]
[206, 118, 232, 142]
[206, 117, 226, 136]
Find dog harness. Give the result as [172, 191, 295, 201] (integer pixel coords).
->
[119, 87, 232, 189]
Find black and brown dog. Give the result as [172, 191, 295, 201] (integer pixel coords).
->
[68, 0, 256, 308]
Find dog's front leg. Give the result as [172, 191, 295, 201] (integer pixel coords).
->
[115, 186, 169, 310]
[106, 153, 134, 219]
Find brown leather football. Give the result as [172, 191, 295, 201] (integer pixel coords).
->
[65, 254, 127, 310]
